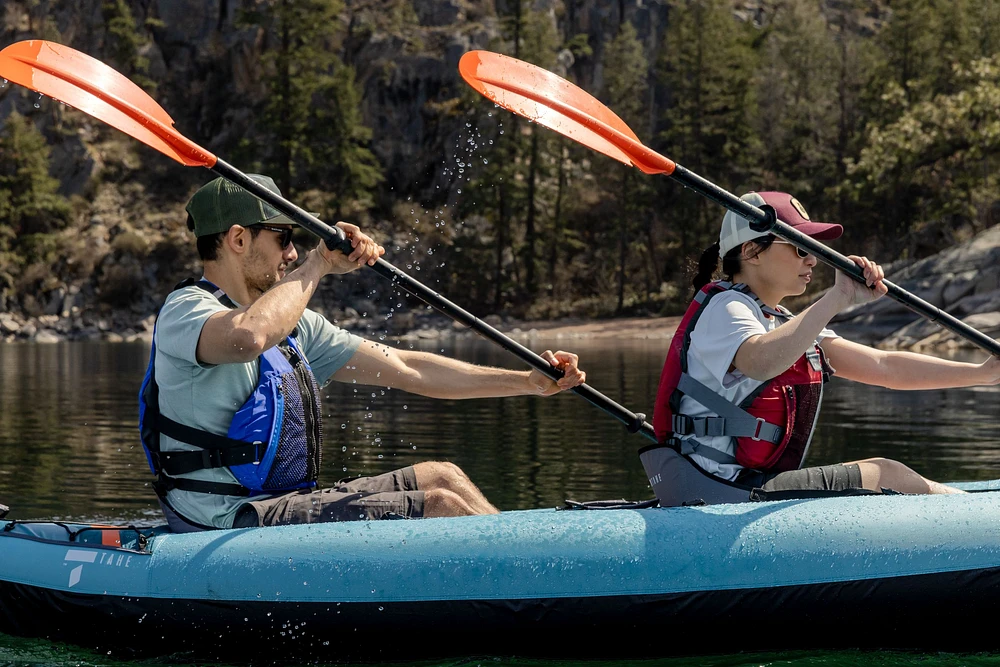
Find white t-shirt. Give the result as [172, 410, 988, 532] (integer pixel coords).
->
[679, 290, 838, 480]
[151, 285, 362, 528]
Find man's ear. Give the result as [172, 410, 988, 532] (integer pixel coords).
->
[225, 225, 249, 254]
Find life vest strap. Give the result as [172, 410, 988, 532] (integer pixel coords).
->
[156, 475, 252, 497]
[151, 413, 263, 475]
[161, 441, 261, 475]
[673, 437, 739, 465]
[676, 374, 784, 444]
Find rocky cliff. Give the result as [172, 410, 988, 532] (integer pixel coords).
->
[0, 0, 680, 342]
[832, 223, 1000, 353]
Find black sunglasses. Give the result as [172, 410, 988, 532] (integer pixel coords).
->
[772, 240, 810, 259]
[254, 223, 294, 249]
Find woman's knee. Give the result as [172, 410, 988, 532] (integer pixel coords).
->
[855, 457, 924, 493]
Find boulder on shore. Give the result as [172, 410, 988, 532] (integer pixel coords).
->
[832, 224, 1000, 351]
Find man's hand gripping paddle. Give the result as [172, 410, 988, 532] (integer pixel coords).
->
[0, 40, 655, 441]
[459, 49, 1000, 358]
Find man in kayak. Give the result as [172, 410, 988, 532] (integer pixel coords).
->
[139, 175, 586, 531]
[651, 191, 1000, 497]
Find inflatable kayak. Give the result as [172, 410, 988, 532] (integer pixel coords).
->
[4, 481, 1000, 661]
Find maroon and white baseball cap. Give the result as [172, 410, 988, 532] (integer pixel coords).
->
[719, 191, 843, 257]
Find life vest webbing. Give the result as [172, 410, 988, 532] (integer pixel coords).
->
[142, 279, 265, 497]
[154, 414, 261, 475]
[665, 281, 798, 468]
[674, 374, 784, 444]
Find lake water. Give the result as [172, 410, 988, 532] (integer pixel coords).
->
[2, 337, 1000, 666]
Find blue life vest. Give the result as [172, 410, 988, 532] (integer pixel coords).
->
[138, 279, 323, 497]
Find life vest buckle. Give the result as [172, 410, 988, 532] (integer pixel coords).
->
[671, 414, 693, 435]
[252, 441, 263, 465]
[751, 417, 766, 442]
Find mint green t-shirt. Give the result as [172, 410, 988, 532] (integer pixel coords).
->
[151, 285, 362, 528]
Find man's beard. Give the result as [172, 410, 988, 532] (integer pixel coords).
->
[243, 243, 283, 299]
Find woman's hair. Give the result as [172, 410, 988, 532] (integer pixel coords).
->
[691, 235, 776, 293]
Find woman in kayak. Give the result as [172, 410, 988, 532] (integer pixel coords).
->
[653, 191, 1000, 495]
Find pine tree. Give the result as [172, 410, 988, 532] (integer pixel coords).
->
[0, 111, 70, 306]
[240, 0, 382, 214]
[102, 0, 160, 91]
[847, 55, 1000, 250]
[869, 0, 958, 106]
[853, 0, 984, 244]
[517, 7, 562, 302]
[0, 112, 71, 245]
[968, 0, 1000, 57]
[307, 63, 383, 215]
[755, 0, 840, 201]
[602, 22, 648, 313]
[657, 0, 759, 263]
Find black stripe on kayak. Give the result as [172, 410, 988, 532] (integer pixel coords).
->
[4, 566, 1000, 661]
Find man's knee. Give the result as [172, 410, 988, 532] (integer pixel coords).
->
[423, 488, 475, 517]
[439, 461, 471, 483]
[415, 461, 470, 489]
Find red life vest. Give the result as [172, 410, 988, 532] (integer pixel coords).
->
[652, 281, 833, 473]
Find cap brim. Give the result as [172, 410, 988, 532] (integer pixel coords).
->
[793, 221, 843, 240]
[265, 212, 321, 227]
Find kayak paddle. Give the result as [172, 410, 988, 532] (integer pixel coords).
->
[459, 50, 1000, 357]
[0, 40, 656, 441]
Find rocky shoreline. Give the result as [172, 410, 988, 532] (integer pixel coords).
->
[830, 223, 1000, 353]
[0, 308, 155, 345]
[0, 304, 680, 346]
[5, 221, 1000, 348]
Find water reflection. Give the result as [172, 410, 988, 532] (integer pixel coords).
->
[2, 339, 1000, 523]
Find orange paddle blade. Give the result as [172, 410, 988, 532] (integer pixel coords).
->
[0, 40, 215, 167]
[459, 50, 674, 175]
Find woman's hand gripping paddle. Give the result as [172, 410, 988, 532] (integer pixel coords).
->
[460, 49, 1000, 358]
[0, 40, 656, 442]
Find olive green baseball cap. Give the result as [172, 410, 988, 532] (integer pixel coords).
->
[185, 174, 299, 237]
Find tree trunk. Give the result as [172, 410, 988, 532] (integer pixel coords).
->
[836, 17, 850, 222]
[644, 222, 661, 308]
[549, 140, 567, 298]
[617, 169, 629, 314]
[524, 128, 538, 301]
[495, 180, 507, 310]
[278, 2, 292, 194]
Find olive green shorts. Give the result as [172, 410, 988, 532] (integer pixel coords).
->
[233, 466, 425, 528]
[737, 463, 863, 493]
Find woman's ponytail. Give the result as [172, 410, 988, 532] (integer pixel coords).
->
[692, 242, 721, 292]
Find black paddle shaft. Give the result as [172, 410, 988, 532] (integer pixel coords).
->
[670, 164, 1000, 358]
[213, 161, 658, 442]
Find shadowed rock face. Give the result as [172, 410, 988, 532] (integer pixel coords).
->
[832, 224, 1000, 351]
[3, 0, 672, 201]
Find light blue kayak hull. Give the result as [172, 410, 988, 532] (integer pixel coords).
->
[3, 481, 1000, 659]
